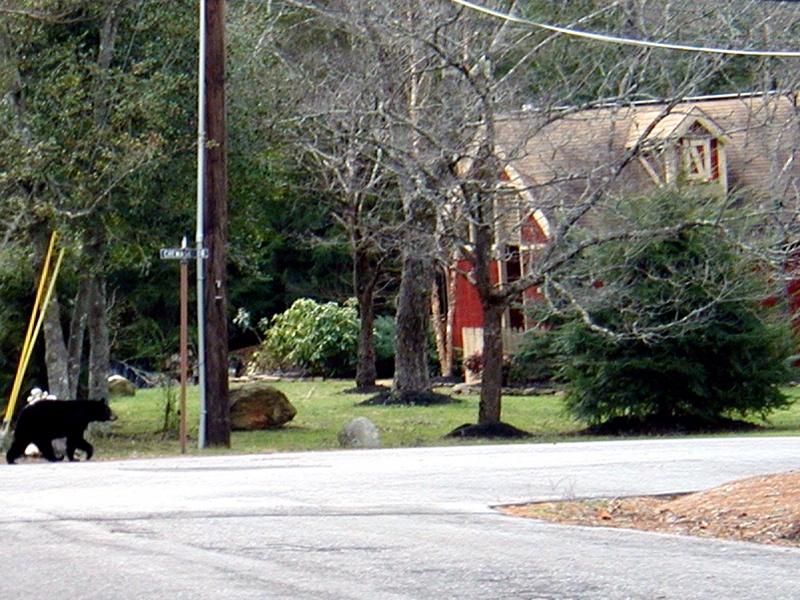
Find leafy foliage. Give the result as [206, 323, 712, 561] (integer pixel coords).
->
[256, 298, 398, 378]
[373, 315, 397, 378]
[508, 328, 564, 385]
[0, 1, 201, 384]
[258, 298, 360, 377]
[0, 245, 42, 400]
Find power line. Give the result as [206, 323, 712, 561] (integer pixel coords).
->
[448, 0, 800, 58]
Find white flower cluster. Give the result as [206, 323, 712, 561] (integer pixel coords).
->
[26, 388, 58, 404]
[23, 388, 60, 457]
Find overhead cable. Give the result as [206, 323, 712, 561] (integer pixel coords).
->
[448, 0, 800, 57]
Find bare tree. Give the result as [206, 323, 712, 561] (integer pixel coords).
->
[235, 2, 405, 390]
[296, 122, 402, 390]
[264, 0, 504, 402]
[244, 0, 800, 426]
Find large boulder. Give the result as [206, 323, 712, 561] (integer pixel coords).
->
[337, 417, 380, 449]
[229, 382, 297, 430]
[108, 374, 136, 397]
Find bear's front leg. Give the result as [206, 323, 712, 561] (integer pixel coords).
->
[67, 437, 94, 461]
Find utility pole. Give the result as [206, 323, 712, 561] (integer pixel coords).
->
[200, 0, 230, 447]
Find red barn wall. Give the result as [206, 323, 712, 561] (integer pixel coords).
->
[452, 214, 548, 349]
[452, 259, 492, 349]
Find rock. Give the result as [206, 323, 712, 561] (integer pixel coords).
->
[229, 382, 297, 430]
[108, 374, 136, 397]
[338, 417, 380, 449]
[451, 383, 473, 395]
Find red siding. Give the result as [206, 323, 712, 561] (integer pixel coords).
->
[452, 259, 489, 348]
[710, 138, 719, 180]
[521, 216, 548, 245]
[452, 215, 548, 348]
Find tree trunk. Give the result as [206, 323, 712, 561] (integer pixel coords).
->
[431, 265, 457, 378]
[66, 281, 90, 398]
[431, 269, 448, 377]
[41, 295, 69, 399]
[391, 7, 438, 400]
[393, 251, 433, 396]
[445, 266, 457, 378]
[354, 243, 378, 388]
[87, 276, 110, 400]
[355, 303, 377, 388]
[469, 172, 504, 424]
[30, 224, 69, 398]
[478, 300, 504, 425]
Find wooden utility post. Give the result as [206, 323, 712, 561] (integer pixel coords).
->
[202, 0, 230, 447]
[179, 239, 189, 454]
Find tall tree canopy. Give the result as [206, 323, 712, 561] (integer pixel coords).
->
[0, 0, 197, 398]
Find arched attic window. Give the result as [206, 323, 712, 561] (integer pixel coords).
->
[627, 107, 730, 194]
[496, 165, 550, 249]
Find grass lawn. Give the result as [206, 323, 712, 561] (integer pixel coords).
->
[89, 379, 800, 460]
[747, 385, 800, 435]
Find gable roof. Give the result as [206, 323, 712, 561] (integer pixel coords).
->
[497, 93, 800, 199]
[625, 106, 730, 150]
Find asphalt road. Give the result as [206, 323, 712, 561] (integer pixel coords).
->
[1, 437, 799, 599]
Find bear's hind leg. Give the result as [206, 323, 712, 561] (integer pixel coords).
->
[6, 439, 28, 464]
[34, 438, 63, 462]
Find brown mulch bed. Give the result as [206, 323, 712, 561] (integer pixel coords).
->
[582, 415, 762, 436]
[358, 390, 460, 406]
[445, 422, 532, 439]
[498, 471, 800, 548]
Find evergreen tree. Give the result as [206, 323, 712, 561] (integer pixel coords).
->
[555, 192, 795, 430]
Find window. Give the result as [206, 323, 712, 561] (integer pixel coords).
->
[680, 137, 716, 182]
[503, 245, 526, 330]
[633, 113, 728, 192]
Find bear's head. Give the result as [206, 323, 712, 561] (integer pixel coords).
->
[90, 399, 117, 422]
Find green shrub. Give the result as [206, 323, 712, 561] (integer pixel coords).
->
[507, 327, 564, 385]
[373, 315, 396, 378]
[554, 194, 796, 427]
[259, 298, 359, 377]
[559, 306, 795, 426]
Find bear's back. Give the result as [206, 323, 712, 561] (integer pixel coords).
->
[16, 400, 115, 436]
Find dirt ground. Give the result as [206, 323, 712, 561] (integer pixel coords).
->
[499, 471, 800, 548]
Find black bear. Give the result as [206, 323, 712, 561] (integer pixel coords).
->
[6, 399, 117, 464]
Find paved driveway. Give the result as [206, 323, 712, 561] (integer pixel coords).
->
[1, 437, 798, 599]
